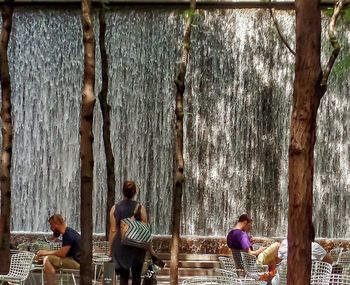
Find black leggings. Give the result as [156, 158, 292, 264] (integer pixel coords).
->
[118, 260, 144, 285]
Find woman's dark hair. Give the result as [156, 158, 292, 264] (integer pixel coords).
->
[123, 180, 137, 199]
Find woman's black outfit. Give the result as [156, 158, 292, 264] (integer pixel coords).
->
[112, 199, 146, 285]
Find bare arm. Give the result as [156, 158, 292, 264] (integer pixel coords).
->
[322, 253, 333, 264]
[247, 246, 266, 256]
[140, 205, 148, 223]
[108, 205, 117, 256]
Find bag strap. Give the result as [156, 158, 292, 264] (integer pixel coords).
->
[133, 203, 140, 215]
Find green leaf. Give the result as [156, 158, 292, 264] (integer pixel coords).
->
[324, 7, 334, 18]
[342, 6, 350, 22]
[332, 54, 350, 78]
[183, 8, 195, 20]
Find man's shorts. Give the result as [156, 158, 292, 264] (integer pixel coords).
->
[47, 255, 80, 269]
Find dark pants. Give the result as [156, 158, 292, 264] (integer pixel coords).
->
[118, 260, 144, 285]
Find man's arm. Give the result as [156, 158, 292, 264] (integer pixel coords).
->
[247, 247, 266, 256]
[322, 253, 333, 264]
[37, 245, 70, 258]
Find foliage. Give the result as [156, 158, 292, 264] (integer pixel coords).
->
[324, 5, 350, 23]
[100, 0, 109, 10]
[183, 8, 200, 24]
[324, 4, 350, 80]
[332, 54, 350, 78]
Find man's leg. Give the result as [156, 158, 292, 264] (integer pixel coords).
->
[43, 256, 59, 285]
[257, 242, 281, 270]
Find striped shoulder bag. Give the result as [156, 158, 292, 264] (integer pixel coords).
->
[120, 203, 152, 249]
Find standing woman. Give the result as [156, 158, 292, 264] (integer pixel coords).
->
[109, 180, 148, 285]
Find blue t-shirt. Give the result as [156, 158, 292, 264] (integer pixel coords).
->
[227, 229, 251, 250]
[62, 227, 81, 263]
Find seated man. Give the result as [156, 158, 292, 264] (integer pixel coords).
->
[227, 214, 280, 271]
[37, 214, 81, 285]
[271, 224, 332, 285]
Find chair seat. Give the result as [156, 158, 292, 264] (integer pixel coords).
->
[0, 275, 23, 283]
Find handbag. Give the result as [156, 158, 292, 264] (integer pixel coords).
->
[120, 203, 152, 249]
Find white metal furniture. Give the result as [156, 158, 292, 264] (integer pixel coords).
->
[215, 268, 238, 279]
[329, 274, 350, 285]
[92, 241, 111, 284]
[240, 252, 268, 280]
[336, 251, 350, 276]
[231, 249, 245, 270]
[330, 248, 343, 265]
[182, 276, 233, 284]
[0, 251, 35, 285]
[310, 260, 332, 285]
[275, 259, 287, 285]
[58, 268, 79, 285]
[218, 256, 236, 271]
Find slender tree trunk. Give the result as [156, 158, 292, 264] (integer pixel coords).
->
[0, 0, 14, 275]
[80, 0, 96, 284]
[98, 2, 116, 240]
[170, 1, 196, 285]
[287, 1, 321, 284]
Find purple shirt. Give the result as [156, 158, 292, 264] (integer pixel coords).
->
[227, 229, 251, 250]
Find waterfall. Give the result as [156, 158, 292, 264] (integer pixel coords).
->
[0, 7, 349, 238]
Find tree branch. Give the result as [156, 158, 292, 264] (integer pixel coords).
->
[321, 0, 345, 89]
[269, 1, 296, 56]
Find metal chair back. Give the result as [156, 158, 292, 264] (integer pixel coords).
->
[231, 249, 245, 270]
[181, 276, 234, 285]
[0, 251, 35, 285]
[240, 252, 268, 279]
[277, 259, 288, 285]
[338, 251, 350, 266]
[329, 274, 350, 285]
[215, 268, 238, 279]
[329, 247, 343, 264]
[311, 260, 332, 285]
[218, 256, 236, 271]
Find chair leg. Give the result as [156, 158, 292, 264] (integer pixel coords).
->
[71, 272, 76, 285]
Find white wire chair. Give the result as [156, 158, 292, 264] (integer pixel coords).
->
[330, 247, 343, 265]
[92, 241, 111, 284]
[93, 241, 109, 256]
[231, 249, 245, 270]
[335, 251, 350, 276]
[276, 259, 287, 285]
[310, 260, 332, 285]
[182, 276, 266, 285]
[0, 251, 35, 285]
[240, 252, 268, 280]
[329, 274, 350, 285]
[218, 256, 236, 271]
[181, 276, 233, 284]
[215, 268, 238, 279]
[337, 251, 350, 266]
[237, 280, 267, 285]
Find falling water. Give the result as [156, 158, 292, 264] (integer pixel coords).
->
[0, 6, 349, 238]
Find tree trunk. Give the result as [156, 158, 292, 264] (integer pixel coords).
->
[98, 2, 116, 240]
[80, 0, 96, 284]
[287, 1, 321, 284]
[170, 1, 196, 285]
[0, 0, 14, 275]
